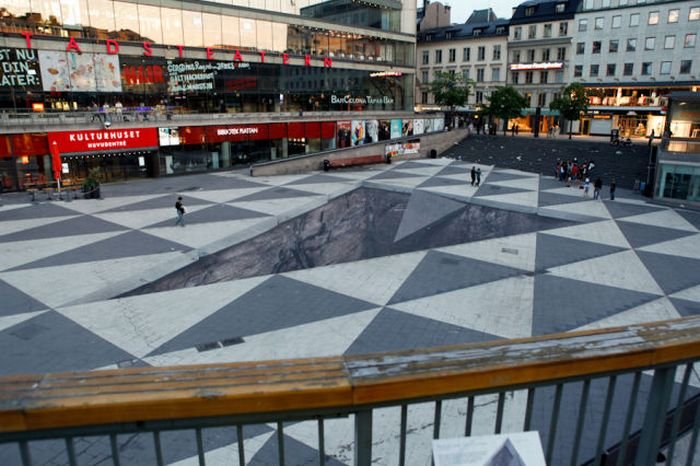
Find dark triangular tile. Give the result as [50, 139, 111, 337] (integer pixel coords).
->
[394, 190, 466, 242]
[234, 186, 320, 202]
[149, 275, 377, 356]
[11, 230, 191, 271]
[345, 308, 501, 355]
[670, 297, 700, 317]
[285, 173, 353, 185]
[99, 194, 213, 213]
[147, 203, 269, 227]
[604, 201, 666, 219]
[539, 177, 565, 191]
[0, 215, 127, 243]
[538, 191, 588, 207]
[473, 184, 532, 197]
[436, 165, 470, 176]
[397, 161, 432, 170]
[677, 210, 700, 230]
[368, 170, 423, 181]
[535, 233, 625, 272]
[178, 174, 270, 191]
[0, 310, 135, 376]
[418, 176, 468, 188]
[487, 171, 534, 183]
[0, 280, 49, 317]
[616, 221, 696, 249]
[250, 433, 347, 466]
[388, 251, 525, 304]
[0, 203, 78, 222]
[636, 251, 700, 295]
[533, 275, 659, 335]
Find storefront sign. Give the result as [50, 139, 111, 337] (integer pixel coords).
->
[206, 124, 268, 142]
[370, 71, 403, 78]
[0, 48, 41, 88]
[48, 128, 158, 153]
[509, 62, 563, 71]
[167, 60, 249, 93]
[331, 95, 395, 105]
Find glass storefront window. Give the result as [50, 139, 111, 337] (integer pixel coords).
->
[61, 0, 87, 27]
[657, 163, 700, 201]
[184, 11, 205, 47]
[203, 13, 223, 49]
[138, 4, 163, 44]
[87, 0, 115, 34]
[161, 7, 184, 45]
[222, 16, 241, 49]
[113, 2, 140, 40]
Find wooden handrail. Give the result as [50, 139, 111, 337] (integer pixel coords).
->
[2, 316, 700, 434]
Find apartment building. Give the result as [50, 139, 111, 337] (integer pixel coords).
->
[416, 9, 509, 113]
[571, 0, 700, 136]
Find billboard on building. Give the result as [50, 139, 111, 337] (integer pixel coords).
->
[0, 48, 42, 90]
[39, 51, 121, 92]
[337, 121, 352, 148]
[390, 119, 402, 139]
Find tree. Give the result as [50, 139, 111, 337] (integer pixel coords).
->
[485, 86, 528, 135]
[430, 71, 472, 128]
[549, 82, 589, 140]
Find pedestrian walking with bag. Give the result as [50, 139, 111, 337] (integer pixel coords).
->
[470, 166, 476, 186]
[175, 196, 186, 226]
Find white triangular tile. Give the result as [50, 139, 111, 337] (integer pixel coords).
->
[638, 234, 700, 260]
[475, 190, 539, 209]
[493, 168, 538, 177]
[0, 251, 190, 308]
[392, 276, 535, 339]
[366, 176, 431, 189]
[543, 220, 632, 249]
[541, 186, 588, 196]
[573, 297, 681, 332]
[435, 172, 471, 182]
[622, 209, 698, 232]
[186, 187, 269, 203]
[144, 309, 381, 366]
[0, 203, 30, 213]
[392, 165, 445, 176]
[285, 251, 428, 306]
[281, 182, 355, 196]
[144, 218, 269, 249]
[94, 206, 207, 230]
[55, 276, 268, 358]
[539, 199, 612, 219]
[488, 177, 539, 191]
[547, 250, 664, 295]
[671, 284, 700, 303]
[233, 196, 323, 217]
[437, 233, 537, 272]
[254, 174, 320, 186]
[421, 157, 457, 166]
[0, 215, 81, 237]
[168, 430, 275, 466]
[0, 231, 124, 271]
[58, 194, 166, 214]
[0, 310, 49, 333]
[326, 168, 388, 181]
[417, 184, 477, 201]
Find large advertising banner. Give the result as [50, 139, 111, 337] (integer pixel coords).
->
[378, 120, 391, 140]
[402, 119, 414, 137]
[0, 48, 42, 89]
[39, 51, 121, 92]
[413, 119, 425, 135]
[365, 119, 379, 143]
[337, 121, 352, 148]
[385, 141, 421, 160]
[351, 120, 365, 146]
[390, 119, 402, 139]
[166, 59, 243, 93]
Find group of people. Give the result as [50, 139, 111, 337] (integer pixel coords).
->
[556, 158, 616, 200]
[470, 166, 482, 186]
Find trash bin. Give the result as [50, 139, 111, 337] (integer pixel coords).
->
[385, 154, 392, 164]
[430, 149, 437, 159]
[610, 129, 619, 143]
[322, 159, 331, 172]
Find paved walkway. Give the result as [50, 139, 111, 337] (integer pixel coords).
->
[1, 157, 699, 465]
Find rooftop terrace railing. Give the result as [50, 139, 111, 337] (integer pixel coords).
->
[1, 316, 700, 465]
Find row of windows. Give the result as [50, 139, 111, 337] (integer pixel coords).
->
[575, 33, 697, 54]
[582, 0, 681, 11]
[573, 60, 693, 77]
[511, 71, 566, 85]
[421, 45, 503, 65]
[512, 22, 569, 40]
[511, 47, 568, 63]
[420, 68, 503, 83]
[578, 7, 700, 31]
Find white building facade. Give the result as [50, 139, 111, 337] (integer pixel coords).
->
[570, 0, 700, 136]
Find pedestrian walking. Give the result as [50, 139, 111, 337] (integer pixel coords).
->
[583, 177, 591, 197]
[470, 166, 476, 186]
[476, 168, 482, 186]
[594, 177, 602, 200]
[610, 179, 616, 200]
[175, 196, 186, 226]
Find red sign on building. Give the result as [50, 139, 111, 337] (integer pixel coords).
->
[48, 128, 159, 153]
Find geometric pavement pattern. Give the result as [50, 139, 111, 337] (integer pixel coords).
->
[1, 157, 699, 465]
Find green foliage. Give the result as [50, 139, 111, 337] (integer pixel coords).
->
[485, 86, 528, 120]
[549, 82, 589, 122]
[82, 167, 102, 192]
[430, 71, 472, 109]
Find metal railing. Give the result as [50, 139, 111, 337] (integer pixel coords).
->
[1, 316, 700, 465]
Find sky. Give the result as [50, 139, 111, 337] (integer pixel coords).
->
[436, 0, 522, 23]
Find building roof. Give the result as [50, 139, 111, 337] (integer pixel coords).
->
[510, 0, 581, 25]
[417, 17, 509, 42]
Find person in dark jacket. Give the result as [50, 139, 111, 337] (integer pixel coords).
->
[594, 177, 603, 200]
[609, 179, 616, 200]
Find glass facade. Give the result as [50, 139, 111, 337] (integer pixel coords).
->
[657, 162, 700, 201]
